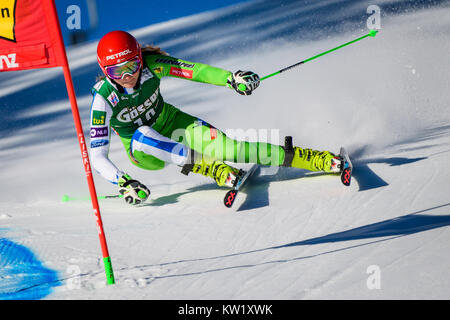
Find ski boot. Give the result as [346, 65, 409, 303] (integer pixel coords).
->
[181, 150, 240, 188]
[281, 136, 342, 173]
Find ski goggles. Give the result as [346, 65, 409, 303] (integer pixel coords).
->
[104, 56, 142, 80]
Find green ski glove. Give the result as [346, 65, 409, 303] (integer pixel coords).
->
[227, 70, 260, 95]
[118, 174, 150, 205]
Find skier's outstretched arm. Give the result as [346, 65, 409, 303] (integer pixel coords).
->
[144, 54, 260, 95]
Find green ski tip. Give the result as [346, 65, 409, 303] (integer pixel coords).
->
[61, 194, 70, 202]
[369, 29, 378, 37]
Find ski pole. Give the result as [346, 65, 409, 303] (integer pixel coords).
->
[254, 29, 378, 85]
[62, 194, 123, 202]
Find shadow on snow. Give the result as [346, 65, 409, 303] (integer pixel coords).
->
[122, 203, 450, 281]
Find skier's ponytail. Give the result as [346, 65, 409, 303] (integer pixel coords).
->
[141, 44, 169, 56]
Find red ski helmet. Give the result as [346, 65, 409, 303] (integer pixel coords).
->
[97, 30, 142, 78]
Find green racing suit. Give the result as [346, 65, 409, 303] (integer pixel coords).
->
[89, 52, 330, 185]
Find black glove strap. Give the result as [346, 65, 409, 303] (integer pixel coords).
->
[122, 179, 140, 188]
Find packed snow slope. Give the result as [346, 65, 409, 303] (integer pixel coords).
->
[1, 0, 449, 299]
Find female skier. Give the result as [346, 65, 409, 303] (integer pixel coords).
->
[90, 30, 342, 205]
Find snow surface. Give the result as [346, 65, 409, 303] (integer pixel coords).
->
[1, 0, 450, 300]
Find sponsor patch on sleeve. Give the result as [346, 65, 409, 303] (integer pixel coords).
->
[90, 139, 109, 148]
[92, 110, 106, 125]
[153, 66, 163, 74]
[169, 67, 193, 79]
[90, 126, 108, 138]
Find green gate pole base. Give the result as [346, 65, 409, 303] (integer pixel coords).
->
[103, 256, 115, 285]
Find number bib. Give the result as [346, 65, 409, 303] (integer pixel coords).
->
[92, 67, 164, 138]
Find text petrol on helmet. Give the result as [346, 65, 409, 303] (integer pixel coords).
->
[97, 30, 143, 80]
